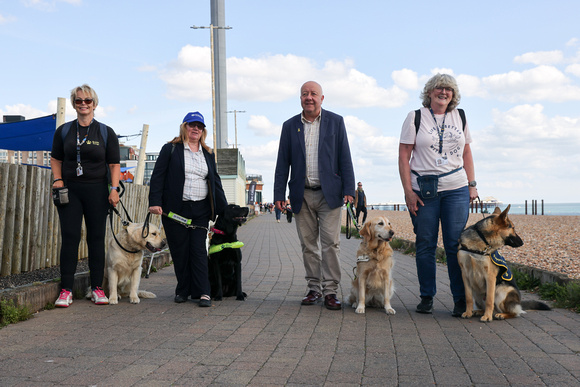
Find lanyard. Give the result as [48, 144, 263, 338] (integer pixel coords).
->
[429, 108, 447, 154]
[76, 120, 93, 174]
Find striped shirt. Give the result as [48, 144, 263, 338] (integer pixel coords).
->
[182, 142, 208, 201]
[302, 112, 321, 187]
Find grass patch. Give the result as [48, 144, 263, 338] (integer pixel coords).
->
[340, 225, 360, 239]
[0, 298, 32, 328]
[512, 268, 579, 313]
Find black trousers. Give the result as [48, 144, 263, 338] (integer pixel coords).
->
[356, 205, 368, 225]
[162, 199, 211, 299]
[57, 181, 109, 290]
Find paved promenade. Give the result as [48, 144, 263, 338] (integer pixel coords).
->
[1, 213, 579, 386]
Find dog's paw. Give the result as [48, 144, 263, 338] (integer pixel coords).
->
[461, 311, 472, 319]
[351, 302, 357, 309]
[493, 313, 505, 320]
[355, 305, 366, 314]
[109, 298, 119, 305]
[385, 307, 396, 315]
[236, 293, 247, 301]
[480, 314, 493, 322]
[130, 297, 140, 304]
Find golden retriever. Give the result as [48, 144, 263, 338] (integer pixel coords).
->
[102, 222, 166, 304]
[348, 216, 396, 314]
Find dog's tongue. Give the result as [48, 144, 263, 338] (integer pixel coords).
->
[146, 242, 162, 252]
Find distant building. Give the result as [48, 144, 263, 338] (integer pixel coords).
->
[217, 148, 247, 206]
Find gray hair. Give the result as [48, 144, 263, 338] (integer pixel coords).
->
[420, 74, 461, 111]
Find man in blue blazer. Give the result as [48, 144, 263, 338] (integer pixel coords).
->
[274, 81, 355, 310]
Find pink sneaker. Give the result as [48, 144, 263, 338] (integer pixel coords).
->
[55, 289, 73, 308]
[91, 287, 109, 305]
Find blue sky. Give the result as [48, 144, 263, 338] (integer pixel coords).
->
[2, 0, 580, 204]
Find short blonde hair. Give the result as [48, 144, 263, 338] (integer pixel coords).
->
[421, 74, 461, 112]
[70, 84, 99, 108]
[170, 122, 212, 154]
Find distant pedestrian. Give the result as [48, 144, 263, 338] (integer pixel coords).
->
[274, 81, 355, 310]
[354, 182, 368, 225]
[51, 84, 121, 308]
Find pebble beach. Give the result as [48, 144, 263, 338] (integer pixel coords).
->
[353, 210, 580, 280]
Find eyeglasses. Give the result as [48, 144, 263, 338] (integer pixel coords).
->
[74, 98, 94, 105]
[435, 87, 453, 93]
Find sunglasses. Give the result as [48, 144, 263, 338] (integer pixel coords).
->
[74, 98, 94, 105]
[434, 87, 453, 93]
[186, 122, 205, 129]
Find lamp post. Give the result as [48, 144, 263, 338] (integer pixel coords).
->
[191, 24, 232, 163]
[226, 110, 245, 148]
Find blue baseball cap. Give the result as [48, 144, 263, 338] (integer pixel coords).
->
[182, 111, 205, 127]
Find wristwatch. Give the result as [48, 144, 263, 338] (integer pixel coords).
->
[468, 181, 477, 187]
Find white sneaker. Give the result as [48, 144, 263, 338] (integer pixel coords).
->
[91, 287, 109, 305]
[55, 289, 73, 308]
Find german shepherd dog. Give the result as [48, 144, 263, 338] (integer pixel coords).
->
[458, 205, 550, 321]
[208, 204, 249, 301]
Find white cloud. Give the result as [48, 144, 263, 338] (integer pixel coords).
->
[0, 13, 16, 24]
[161, 47, 409, 108]
[514, 50, 564, 65]
[566, 63, 580, 77]
[247, 115, 279, 137]
[482, 65, 580, 102]
[0, 104, 48, 120]
[392, 69, 419, 90]
[22, 0, 81, 11]
[566, 38, 579, 47]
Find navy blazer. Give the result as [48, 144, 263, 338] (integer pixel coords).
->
[148, 142, 227, 221]
[274, 108, 355, 214]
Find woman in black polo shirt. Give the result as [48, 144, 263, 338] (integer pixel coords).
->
[51, 84, 120, 308]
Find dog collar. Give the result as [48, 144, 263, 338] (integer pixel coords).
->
[211, 227, 226, 235]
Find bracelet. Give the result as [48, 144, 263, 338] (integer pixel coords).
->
[53, 178, 63, 184]
[110, 186, 119, 192]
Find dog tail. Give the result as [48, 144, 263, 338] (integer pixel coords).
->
[521, 300, 551, 311]
[138, 290, 157, 299]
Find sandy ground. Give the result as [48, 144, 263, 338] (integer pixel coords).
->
[350, 210, 580, 280]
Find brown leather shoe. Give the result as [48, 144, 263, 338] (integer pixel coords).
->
[324, 294, 342, 310]
[301, 290, 322, 305]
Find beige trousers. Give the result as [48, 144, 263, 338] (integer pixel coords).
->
[294, 188, 342, 296]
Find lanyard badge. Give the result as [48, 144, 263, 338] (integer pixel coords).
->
[76, 120, 92, 176]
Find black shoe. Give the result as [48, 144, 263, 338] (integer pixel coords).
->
[199, 297, 211, 307]
[452, 299, 466, 317]
[174, 294, 188, 303]
[416, 296, 433, 314]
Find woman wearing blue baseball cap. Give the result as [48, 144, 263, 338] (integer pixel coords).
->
[148, 111, 227, 307]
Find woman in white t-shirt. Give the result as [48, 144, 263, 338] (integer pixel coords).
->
[398, 74, 478, 317]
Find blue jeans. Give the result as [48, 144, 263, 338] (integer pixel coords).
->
[410, 186, 469, 302]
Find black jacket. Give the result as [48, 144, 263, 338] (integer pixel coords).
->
[148, 142, 227, 221]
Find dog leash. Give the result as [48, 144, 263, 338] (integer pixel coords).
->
[345, 201, 361, 239]
[162, 211, 209, 231]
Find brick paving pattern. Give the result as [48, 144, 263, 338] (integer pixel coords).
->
[1, 213, 579, 386]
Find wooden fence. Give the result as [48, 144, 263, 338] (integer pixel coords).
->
[0, 163, 158, 277]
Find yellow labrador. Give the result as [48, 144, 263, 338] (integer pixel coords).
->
[348, 216, 396, 314]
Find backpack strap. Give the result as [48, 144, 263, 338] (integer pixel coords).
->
[61, 120, 108, 147]
[414, 108, 466, 134]
[458, 108, 466, 132]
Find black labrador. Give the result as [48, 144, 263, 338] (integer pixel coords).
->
[208, 204, 249, 301]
